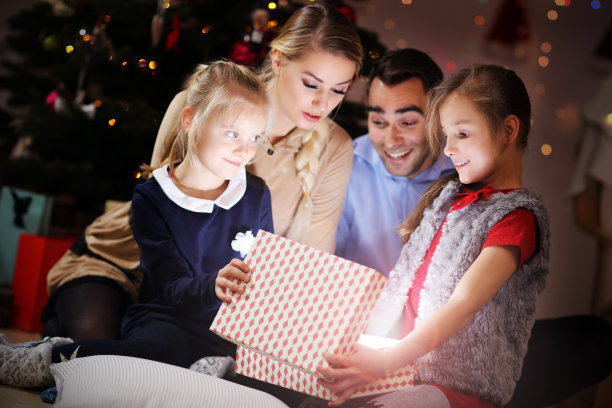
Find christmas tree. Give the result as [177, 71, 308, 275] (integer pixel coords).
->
[0, 0, 385, 231]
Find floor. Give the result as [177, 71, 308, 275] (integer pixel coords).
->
[0, 327, 611, 408]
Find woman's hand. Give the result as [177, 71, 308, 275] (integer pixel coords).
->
[316, 344, 387, 406]
[215, 258, 251, 303]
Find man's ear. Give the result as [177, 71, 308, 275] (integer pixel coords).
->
[504, 114, 520, 145]
[181, 107, 194, 133]
[270, 48, 283, 74]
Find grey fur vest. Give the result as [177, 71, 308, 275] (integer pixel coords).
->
[366, 179, 550, 405]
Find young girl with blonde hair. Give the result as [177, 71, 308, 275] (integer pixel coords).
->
[1, 59, 274, 387]
[315, 64, 550, 408]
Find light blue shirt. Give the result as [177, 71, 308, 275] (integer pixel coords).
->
[335, 134, 455, 276]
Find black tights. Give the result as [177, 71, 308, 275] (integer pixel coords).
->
[41, 280, 132, 342]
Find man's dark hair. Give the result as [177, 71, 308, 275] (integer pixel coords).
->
[366, 48, 443, 96]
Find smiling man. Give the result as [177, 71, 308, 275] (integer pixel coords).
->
[335, 48, 454, 275]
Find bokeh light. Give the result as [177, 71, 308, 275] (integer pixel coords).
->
[268, 2, 277, 10]
[446, 61, 457, 72]
[514, 47, 526, 59]
[541, 144, 552, 156]
[474, 15, 485, 26]
[149, 61, 157, 70]
[555, 108, 567, 119]
[108, 118, 116, 127]
[138, 59, 147, 68]
[94, 99, 102, 108]
[535, 84, 546, 95]
[538, 56, 550, 67]
[591, 1, 601, 10]
[384, 19, 395, 30]
[402, 0, 412, 4]
[540, 42, 552, 53]
[547, 10, 558, 20]
[396, 38, 407, 48]
[606, 113, 612, 126]
[555, 0, 571, 5]
[201, 26, 211, 34]
[65, 45, 74, 53]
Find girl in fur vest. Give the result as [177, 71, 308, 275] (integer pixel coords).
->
[316, 65, 550, 408]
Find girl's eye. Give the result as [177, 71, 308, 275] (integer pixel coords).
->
[331, 88, 347, 95]
[458, 131, 470, 138]
[225, 131, 238, 138]
[402, 121, 417, 127]
[249, 135, 260, 142]
[303, 81, 317, 90]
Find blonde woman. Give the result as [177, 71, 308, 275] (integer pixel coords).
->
[42, 2, 363, 343]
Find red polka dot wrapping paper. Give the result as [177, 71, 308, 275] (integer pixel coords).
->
[210, 230, 414, 399]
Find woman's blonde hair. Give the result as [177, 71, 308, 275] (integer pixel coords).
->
[259, 2, 363, 242]
[398, 64, 531, 243]
[143, 60, 268, 180]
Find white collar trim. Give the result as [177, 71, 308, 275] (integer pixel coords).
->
[152, 165, 246, 213]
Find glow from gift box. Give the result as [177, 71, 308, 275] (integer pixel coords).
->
[358, 333, 399, 350]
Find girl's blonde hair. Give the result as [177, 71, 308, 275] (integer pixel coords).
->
[143, 60, 268, 180]
[398, 64, 531, 243]
[259, 2, 363, 242]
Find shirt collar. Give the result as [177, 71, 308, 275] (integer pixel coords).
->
[354, 134, 454, 183]
[152, 165, 246, 213]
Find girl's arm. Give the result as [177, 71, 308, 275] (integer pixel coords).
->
[318, 244, 521, 405]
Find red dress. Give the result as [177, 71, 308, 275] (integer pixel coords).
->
[402, 185, 536, 408]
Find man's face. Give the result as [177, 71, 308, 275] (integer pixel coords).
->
[368, 77, 434, 178]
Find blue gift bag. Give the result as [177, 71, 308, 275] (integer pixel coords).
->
[0, 187, 53, 286]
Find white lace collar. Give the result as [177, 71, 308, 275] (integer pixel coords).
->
[152, 165, 246, 213]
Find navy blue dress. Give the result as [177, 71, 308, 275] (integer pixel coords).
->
[51, 166, 273, 367]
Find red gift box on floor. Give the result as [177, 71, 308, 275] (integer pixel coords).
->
[210, 230, 414, 400]
[11, 234, 74, 332]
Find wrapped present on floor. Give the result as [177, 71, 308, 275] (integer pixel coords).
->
[210, 230, 413, 400]
[0, 186, 53, 286]
[11, 234, 75, 332]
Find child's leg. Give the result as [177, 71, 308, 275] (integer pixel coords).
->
[0, 334, 72, 388]
[51, 320, 200, 368]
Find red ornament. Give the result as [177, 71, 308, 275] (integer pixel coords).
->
[229, 40, 259, 67]
[336, 3, 356, 24]
[165, 13, 180, 52]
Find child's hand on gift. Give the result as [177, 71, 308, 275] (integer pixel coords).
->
[316, 344, 387, 406]
[215, 258, 251, 303]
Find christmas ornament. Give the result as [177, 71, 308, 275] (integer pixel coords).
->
[229, 9, 273, 67]
[336, 3, 356, 24]
[165, 13, 180, 52]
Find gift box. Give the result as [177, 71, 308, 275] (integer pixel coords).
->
[0, 186, 53, 286]
[11, 234, 75, 332]
[210, 230, 413, 400]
